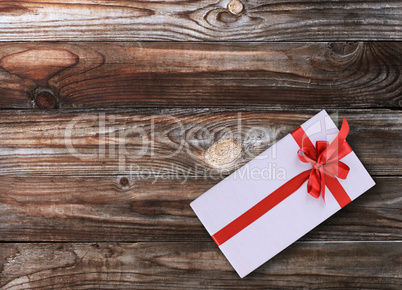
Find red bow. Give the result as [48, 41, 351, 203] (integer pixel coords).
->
[296, 118, 352, 202]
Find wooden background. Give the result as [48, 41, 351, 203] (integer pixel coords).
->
[0, 0, 401, 288]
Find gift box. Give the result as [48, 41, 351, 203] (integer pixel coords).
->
[190, 110, 375, 278]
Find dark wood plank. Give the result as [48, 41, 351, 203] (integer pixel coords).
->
[0, 109, 400, 176]
[0, 42, 401, 109]
[1, 241, 400, 288]
[0, 1, 400, 42]
[0, 175, 399, 242]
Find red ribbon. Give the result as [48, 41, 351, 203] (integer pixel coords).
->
[212, 118, 353, 246]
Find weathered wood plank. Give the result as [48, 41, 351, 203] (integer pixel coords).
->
[1, 242, 400, 288]
[0, 109, 400, 176]
[0, 1, 400, 42]
[0, 42, 401, 109]
[0, 175, 399, 242]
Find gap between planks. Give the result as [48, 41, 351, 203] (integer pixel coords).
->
[0, 240, 400, 244]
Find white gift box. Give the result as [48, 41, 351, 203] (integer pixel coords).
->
[190, 110, 375, 278]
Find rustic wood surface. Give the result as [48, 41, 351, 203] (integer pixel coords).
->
[0, 108, 401, 287]
[0, 176, 400, 242]
[0, 42, 400, 109]
[0, 1, 400, 41]
[1, 0, 401, 288]
[1, 242, 401, 289]
[0, 109, 400, 176]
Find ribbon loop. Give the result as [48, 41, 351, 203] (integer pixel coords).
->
[297, 118, 352, 200]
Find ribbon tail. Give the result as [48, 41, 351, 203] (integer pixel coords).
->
[321, 171, 326, 203]
[212, 169, 311, 246]
[307, 169, 321, 199]
[325, 176, 352, 208]
[325, 118, 352, 161]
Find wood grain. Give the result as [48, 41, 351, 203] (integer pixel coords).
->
[0, 175, 399, 242]
[0, 42, 401, 109]
[0, 109, 400, 176]
[0, 1, 400, 42]
[1, 242, 401, 288]
[2, 0, 400, 287]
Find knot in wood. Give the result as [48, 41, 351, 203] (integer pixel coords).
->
[33, 88, 58, 109]
[329, 42, 359, 56]
[227, 0, 244, 15]
[205, 138, 242, 166]
[119, 177, 129, 187]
